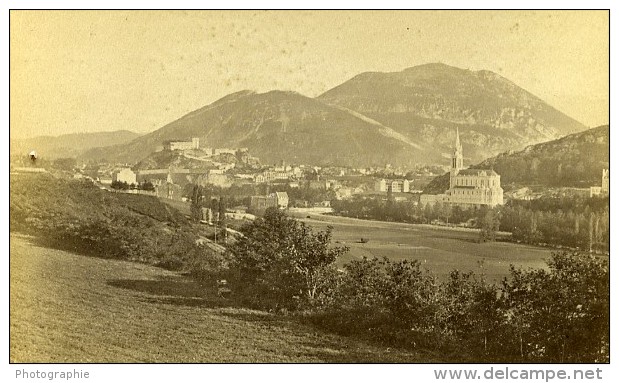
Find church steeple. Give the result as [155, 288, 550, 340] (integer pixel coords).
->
[452, 127, 464, 172]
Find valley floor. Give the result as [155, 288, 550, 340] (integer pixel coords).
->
[295, 212, 552, 283]
[9, 234, 432, 363]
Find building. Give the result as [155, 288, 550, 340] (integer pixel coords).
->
[445, 129, 503, 207]
[591, 169, 609, 197]
[249, 192, 289, 214]
[375, 179, 387, 192]
[308, 179, 332, 190]
[254, 170, 294, 183]
[590, 186, 602, 198]
[422, 128, 503, 208]
[375, 179, 410, 193]
[273, 192, 289, 209]
[165, 138, 200, 151]
[112, 168, 137, 185]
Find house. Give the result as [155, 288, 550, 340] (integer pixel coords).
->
[274, 192, 289, 209]
[112, 168, 136, 185]
[249, 192, 289, 214]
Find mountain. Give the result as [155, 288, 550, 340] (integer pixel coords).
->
[82, 64, 590, 168]
[82, 90, 430, 167]
[424, 125, 609, 193]
[10, 130, 141, 160]
[318, 63, 587, 163]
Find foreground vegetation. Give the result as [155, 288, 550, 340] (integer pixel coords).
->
[10, 174, 609, 362]
[227, 209, 608, 363]
[10, 234, 424, 362]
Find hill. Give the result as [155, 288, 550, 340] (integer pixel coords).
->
[9, 172, 221, 270]
[318, 63, 587, 164]
[10, 130, 141, 160]
[473, 124, 609, 188]
[424, 125, 609, 193]
[82, 90, 431, 167]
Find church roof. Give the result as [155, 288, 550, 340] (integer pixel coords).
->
[456, 169, 499, 177]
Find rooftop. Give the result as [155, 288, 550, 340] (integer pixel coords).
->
[456, 169, 499, 177]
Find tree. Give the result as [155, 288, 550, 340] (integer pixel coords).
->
[111, 180, 129, 190]
[479, 208, 500, 242]
[439, 270, 502, 356]
[189, 185, 203, 222]
[218, 196, 227, 242]
[501, 252, 609, 362]
[140, 181, 155, 191]
[228, 208, 348, 308]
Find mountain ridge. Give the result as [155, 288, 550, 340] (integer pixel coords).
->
[10, 130, 141, 160]
[82, 63, 589, 167]
[318, 63, 586, 163]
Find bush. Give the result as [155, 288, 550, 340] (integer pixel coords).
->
[227, 208, 348, 310]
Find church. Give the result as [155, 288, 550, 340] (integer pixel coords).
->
[421, 129, 504, 208]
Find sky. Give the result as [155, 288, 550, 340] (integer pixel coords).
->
[10, 10, 609, 139]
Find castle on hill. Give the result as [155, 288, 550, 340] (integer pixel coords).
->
[421, 128, 504, 208]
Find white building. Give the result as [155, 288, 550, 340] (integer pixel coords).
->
[421, 128, 503, 208]
[112, 168, 137, 185]
[166, 138, 200, 151]
[445, 129, 503, 207]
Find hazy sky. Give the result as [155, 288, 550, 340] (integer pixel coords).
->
[10, 10, 609, 139]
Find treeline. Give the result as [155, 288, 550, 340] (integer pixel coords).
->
[500, 205, 609, 252]
[111, 180, 155, 191]
[225, 208, 609, 363]
[332, 196, 483, 225]
[10, 174, 225, 272]
[331, 195, 609, 251]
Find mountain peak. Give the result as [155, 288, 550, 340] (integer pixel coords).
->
[403, 62, 466, 73]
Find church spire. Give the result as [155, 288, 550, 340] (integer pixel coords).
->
[451, 127, 464, 183]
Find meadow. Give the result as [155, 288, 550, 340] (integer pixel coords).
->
[295, 213, 553, 283]
[10, 234, 431, 363]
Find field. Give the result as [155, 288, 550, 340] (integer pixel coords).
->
[10, 234, 431, 363]
[296, 213, 553, 283]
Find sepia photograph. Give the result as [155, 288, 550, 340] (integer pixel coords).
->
[8, 7, 611, 373]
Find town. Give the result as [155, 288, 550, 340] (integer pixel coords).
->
[9, 9, 609, 367]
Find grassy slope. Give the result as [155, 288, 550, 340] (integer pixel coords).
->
[10, 234, 433, 363]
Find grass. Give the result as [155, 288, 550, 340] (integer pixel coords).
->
[10, 233, 433, 363]
[297, 213, 552, 283]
